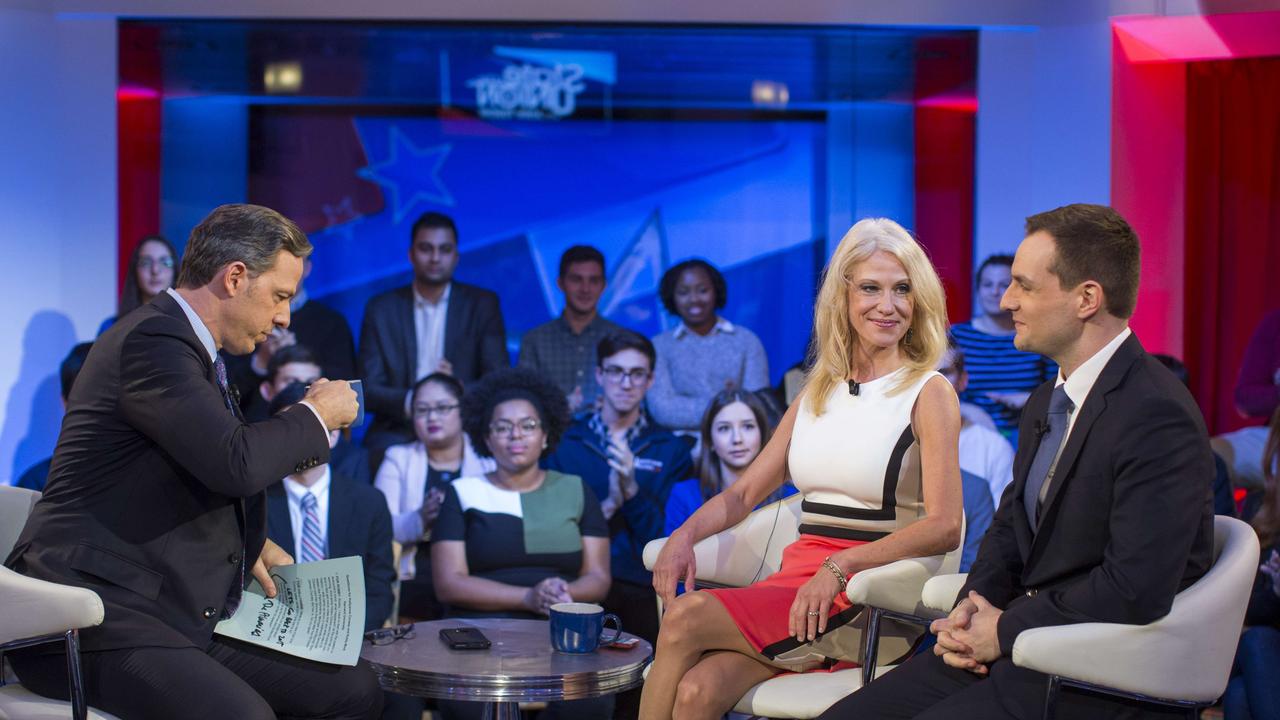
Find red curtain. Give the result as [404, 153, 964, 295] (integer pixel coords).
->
[1184, 57, 1280, 434]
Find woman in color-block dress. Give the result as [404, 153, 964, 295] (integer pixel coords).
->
[640, 218, 964, 720]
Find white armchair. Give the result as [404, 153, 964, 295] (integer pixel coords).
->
[920, 515, 1260, 720]
[0, 486, 117, 720]
[643, 495, 965, 718]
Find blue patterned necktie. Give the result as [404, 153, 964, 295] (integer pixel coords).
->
[1023, 385, 1074, 532]
[213, 356, 236, 412]
[299, 492, 326, 563]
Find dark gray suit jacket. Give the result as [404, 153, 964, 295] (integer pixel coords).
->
[960, 333, 1215, 654]
[358, 281, 507, 446]
[6, 292, 331, 652]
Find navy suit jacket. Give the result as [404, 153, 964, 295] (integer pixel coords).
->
[358, 282, 508, 446]
[265, 472, 396, 631]
[960, 333, 1215, 654]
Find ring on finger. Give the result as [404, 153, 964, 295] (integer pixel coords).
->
[807, 610, 821, 616]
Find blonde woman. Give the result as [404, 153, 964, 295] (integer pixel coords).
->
[641, 218, 964, 720]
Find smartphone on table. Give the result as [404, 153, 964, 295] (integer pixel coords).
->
[439, 627, 491, 650]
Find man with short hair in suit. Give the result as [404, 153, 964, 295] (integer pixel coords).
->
[5, 204, 381, 720]
[359, 212, 508, 456]
[820, 204, 1215, 720]
[264, 382, 395, 632]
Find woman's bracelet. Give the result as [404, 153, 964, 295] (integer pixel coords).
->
[821, 555, 848, 592]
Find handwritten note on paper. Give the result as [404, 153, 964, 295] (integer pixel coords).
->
[215, 555, 366, 666]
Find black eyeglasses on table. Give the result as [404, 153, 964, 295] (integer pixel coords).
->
[365, 623, 416, 645]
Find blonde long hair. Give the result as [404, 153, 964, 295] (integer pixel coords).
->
[803, 218, 949, 416]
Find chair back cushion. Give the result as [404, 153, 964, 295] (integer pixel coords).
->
[0, 486, 40, 558]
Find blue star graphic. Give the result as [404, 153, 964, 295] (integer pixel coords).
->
[357, 126, 455, 223]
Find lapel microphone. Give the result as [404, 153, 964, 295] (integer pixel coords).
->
[1034, 420, 1049, 439]
[848, 379, 860, 396]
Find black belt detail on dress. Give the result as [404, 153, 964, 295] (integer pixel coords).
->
[759, 603, 865, 660]
[800, 424, 915, 522]
[797, 524, 890, 541]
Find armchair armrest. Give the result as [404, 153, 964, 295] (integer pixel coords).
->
[643, 496, 801, 588]
[1012, 621, 1217, 702]
[921, 573, 968, 615]
[0, 566, 104, 644]
[847, 556, 951, 618]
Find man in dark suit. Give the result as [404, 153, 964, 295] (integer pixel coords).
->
[820, 204, 1215, 720]
[265, 382, 395, 632]
[359, 211, 508, 455]
[5, 204, 381, 720]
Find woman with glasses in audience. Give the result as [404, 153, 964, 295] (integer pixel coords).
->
[649, 258, 771, 434]
[641, 219, 963, 720]
[99, 234, 179, 334]
[375, 372, 492, 621]
[664, 388, 795, 536]
[432, 367, 613, 719]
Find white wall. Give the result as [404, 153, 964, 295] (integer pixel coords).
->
[0, 7, 116, 483]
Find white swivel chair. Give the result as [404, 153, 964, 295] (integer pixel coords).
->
[0, 485, 117, 720]
[921, 515, 1260, 720]
[643, 494, 965, 718]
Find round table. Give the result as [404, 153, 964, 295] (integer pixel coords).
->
[361, 618, 652, 719]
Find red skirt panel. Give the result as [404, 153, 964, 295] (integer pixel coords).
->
[704, 534, 868, 663]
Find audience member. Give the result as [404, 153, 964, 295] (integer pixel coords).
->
[935, 342, 1005, 571]
[938, 340, 1015, 506]
[15, 342, 92, 491]
[544, 331, 692, 647]
[432, 368, 612, 719]
[360, 212, 508, 456]
[1224, 405, 1280, 720]
[264, 383, 395, 632]
[663, 388, 796, 536]
[99, 234, 178, 334]
[1236, 309, 1280, 420]
[375, 372, 492, 620]
[1218, 312, 1280, 506]
[519, 245, 623, 413]
[648, 259, 770, 433]
[244, 344, 324, 422]
[244, 344, 372, 484]
[1154, 352, 1238, 517]
[641, 218, 963, 719]
[819, 204, 1214, 720]
[950, 253, 1057, 440]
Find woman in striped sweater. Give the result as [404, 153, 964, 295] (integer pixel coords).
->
[950, 254, 1056, 441]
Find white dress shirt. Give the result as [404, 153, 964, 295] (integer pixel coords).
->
[414, 283, 451, 381]
[1039, 326, 1132, 502]
[283, 466, 331, 562]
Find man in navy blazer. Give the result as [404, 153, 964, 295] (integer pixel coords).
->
[359, 212, 508, 454]
[265, 383, 396, 632]
[6, 204, 381, 719]
[821, 204, 1214, 720]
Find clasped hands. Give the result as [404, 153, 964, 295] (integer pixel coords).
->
[525, 577, 573, 616]
[931, 590, 1003, 675]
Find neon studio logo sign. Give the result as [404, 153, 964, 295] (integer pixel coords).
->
[467, 47, 616, 120]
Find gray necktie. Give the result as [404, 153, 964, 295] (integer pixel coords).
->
[1023, 385, 1074, 532]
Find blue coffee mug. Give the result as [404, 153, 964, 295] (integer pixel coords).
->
[549, 602, 622, 654]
